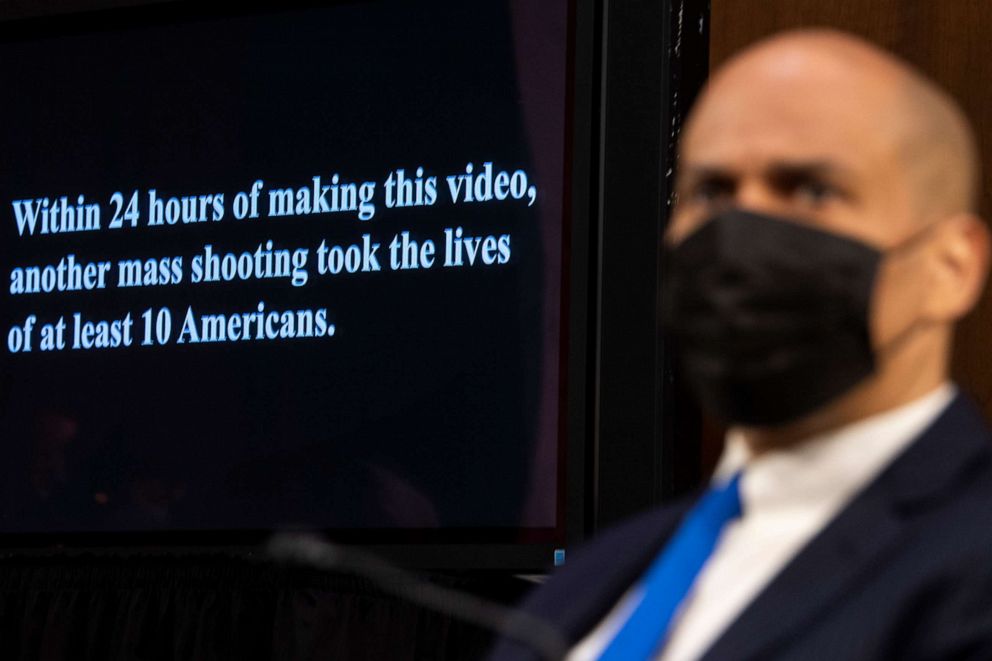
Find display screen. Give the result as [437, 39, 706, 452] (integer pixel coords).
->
[0, 0, 572, 543]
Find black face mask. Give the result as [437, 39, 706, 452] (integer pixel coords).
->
[662, 209, 886, 426]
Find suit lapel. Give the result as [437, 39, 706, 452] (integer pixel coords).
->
[700, 482, 904, 660]
[701, 394, 992, 661]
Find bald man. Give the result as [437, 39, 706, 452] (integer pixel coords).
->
[489, 30, 992, 661]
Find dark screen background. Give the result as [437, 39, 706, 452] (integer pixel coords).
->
[0, 0, 569, 539]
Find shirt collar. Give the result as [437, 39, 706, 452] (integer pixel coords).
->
[712, 384, 957, 514]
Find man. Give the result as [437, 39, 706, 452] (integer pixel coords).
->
[490, 29, 992, 660]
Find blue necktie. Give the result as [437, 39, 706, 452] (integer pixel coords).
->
[599, 473, 743, 661]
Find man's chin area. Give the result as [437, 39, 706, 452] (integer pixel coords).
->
[731, 370, 939, 454]
[732, 385, 875, 453]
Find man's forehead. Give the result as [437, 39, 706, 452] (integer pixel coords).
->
[681, 71, 897, 173]
[680, 31, 922, 168]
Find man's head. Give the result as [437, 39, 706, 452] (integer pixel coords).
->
[666, 30, 989, 449]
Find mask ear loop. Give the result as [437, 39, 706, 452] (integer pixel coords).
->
[871, 220, 945, 356]
[885, 218, 945, 256]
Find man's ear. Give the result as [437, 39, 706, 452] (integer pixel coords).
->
[923, 213, 991, 322]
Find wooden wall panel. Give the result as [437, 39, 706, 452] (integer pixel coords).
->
[709, 1, 992, 413]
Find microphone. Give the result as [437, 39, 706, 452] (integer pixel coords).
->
[267, 533, 569, 661]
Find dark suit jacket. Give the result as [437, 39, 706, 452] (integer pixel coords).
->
[490, 394, 992, 660]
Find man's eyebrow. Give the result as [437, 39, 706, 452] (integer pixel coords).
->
[676, 165, 737, 186]
[764, 160, 856, 182]
[675, 160, 858, 193]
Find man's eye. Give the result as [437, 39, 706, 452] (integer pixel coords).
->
[793, 180, 837, 205]
[690, 180, 734, 204]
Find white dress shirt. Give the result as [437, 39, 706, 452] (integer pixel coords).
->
[568, 383, 956, 661]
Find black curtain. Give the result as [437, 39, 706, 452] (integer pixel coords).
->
[0, 556, 515, 660]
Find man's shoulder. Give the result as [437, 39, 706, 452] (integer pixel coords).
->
[886, 391, 992, 522]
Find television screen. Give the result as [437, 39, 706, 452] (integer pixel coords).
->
[0, 0, 581, 557]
